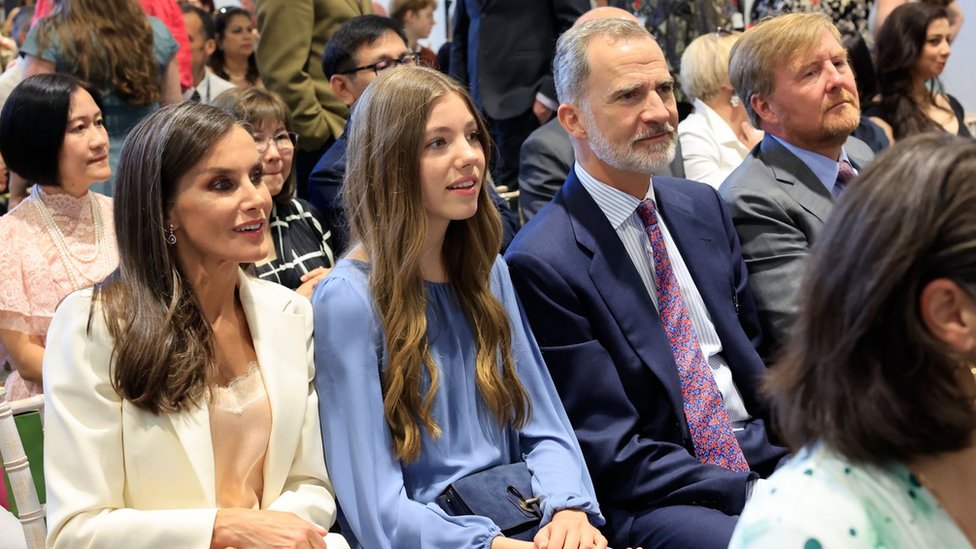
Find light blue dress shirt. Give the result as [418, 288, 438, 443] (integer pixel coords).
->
[312, 257, 603, 549]
[770, 135, 856, 197]
[576, 163, 752, 424]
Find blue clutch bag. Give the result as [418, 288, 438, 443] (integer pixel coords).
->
[434, 462, 542, 541]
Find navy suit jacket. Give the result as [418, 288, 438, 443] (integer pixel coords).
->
[505, 170, 786, 542]
[449, 0, 587, 119]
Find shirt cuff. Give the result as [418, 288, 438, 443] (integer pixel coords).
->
[534, 92, 558, 113]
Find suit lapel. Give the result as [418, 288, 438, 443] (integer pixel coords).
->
[653, 179, 718, 307]
[761, 136, 833, 224]
[562, 174, 686, 418]
[237, 272, 307, 508]
[167, 393, 216, 503]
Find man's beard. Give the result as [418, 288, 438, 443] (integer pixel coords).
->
[584, 111, 677, 174]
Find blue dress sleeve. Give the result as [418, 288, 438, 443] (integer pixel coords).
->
[312, 271, 503, 549]
[491, 258, 605, 526]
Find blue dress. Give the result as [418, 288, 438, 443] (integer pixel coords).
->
[312, 257, 603, 549]
[22, 17, 178, 196]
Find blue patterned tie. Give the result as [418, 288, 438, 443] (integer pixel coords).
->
[636, 199, 749, 472]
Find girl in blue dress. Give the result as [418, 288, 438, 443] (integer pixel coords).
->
[311, 66, 607, 549]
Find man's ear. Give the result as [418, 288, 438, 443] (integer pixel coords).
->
[920, 278, 976, 354]
[204, 38, 217, 58]
[750, 93, 778, 128]
[558, 103, 587, 140]
[329, 74, 357, 107]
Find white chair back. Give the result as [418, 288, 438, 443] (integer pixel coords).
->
[0, 387, 44, 549]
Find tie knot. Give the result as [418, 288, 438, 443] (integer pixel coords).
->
[837, 159, 856, 185]
[636, 198, 657, 227]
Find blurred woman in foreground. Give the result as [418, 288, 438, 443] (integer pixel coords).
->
[730, 133, 976, 547]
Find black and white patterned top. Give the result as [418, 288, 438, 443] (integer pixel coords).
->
[254, 198, 336, 290]
[751, 0, 873, 37]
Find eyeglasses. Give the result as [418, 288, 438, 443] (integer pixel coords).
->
[338, 52, 421, 76]
[254, 131, 298, 154]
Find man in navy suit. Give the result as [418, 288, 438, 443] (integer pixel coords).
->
[505, 18, 787, 548]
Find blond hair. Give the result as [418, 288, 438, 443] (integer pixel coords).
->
[343, 66, 530, 462]
[679, 31, 741, 102]
[729, 12, 842, 127]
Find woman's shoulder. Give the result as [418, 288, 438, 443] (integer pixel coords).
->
[732, 444, 940, 548]
[313, 258, 373, 314]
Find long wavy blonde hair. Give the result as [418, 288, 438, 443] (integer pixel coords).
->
[343, 66, 530, 461]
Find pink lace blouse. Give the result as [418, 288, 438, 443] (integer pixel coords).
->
[0, 186, 118, 399]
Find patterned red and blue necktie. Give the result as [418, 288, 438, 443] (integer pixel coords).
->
[835, 159, 856, 194]
[636, 199, 750, 472]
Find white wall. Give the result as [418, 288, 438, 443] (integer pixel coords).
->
[942, 0, 974, 115]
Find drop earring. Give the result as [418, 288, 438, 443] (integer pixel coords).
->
[167, 224, 177, 245]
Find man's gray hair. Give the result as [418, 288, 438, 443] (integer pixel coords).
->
[553, 18, 652, 106]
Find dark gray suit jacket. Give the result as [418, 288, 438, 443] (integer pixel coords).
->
[719, 134, 874, 357]
[518, 118, 686, 221]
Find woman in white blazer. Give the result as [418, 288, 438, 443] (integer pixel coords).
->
[42, 102, 348, 549]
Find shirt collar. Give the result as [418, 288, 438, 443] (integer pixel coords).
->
[769, 134, 853, 195]
[575, 162, 654, 230]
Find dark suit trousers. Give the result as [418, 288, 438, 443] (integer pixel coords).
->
[606, 419, 786, 549]
[489, 109, 540, 190]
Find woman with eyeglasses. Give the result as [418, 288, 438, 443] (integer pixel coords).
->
[212, 6, 262, 88]
[214, 87, 335, 298]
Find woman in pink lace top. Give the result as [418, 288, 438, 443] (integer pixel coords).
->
[0, 74, 118, 400]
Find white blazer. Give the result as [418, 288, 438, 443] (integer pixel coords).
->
[42, 271, 349, 549]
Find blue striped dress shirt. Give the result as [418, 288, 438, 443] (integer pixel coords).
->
[576, 163, 751, 424]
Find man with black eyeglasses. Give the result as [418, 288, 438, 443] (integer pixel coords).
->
[306, 15, 416, 254]
[308, 14, 519, 255]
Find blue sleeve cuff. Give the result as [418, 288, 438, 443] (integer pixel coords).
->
[540, 494, 605, 527]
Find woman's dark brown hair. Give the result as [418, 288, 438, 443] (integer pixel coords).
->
[94, 102, 239, 414]
[871, 2, 950, 140]
[767, 133, 976, 465]
[38, 0, 161, 105]
[209, 6, 260, 86]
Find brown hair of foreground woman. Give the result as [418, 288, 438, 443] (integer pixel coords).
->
[768, 132, 976, 464]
